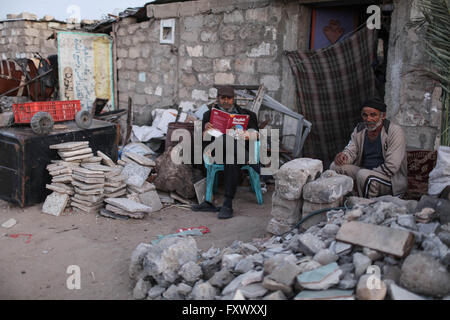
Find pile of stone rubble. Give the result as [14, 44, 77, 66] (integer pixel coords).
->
[129, 193, 450, 300]
[129, 158, 450, 300]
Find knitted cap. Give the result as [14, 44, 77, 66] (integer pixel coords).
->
[361, 97, 386, 113]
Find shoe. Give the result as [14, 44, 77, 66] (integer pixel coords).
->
[218, 206, 233, 219]
[191, 201, 219, 212]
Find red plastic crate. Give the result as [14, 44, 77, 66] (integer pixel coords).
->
[12, 100, 82, 124]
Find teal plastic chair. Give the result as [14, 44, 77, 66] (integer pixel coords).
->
[204, 140, 263, 205]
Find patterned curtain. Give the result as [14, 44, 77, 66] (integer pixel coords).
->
[286, 27, 378, 168]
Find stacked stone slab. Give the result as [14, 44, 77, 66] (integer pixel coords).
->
[71, 165, 106, 214]
[104, 197, 153, 219]
[127, 181, 163, 213]
[42, 160, 77, 216]
[42, 141, 92, 216]
[103, 166, 127, 198]
[300, 170, 354, 231]
[52, 141, 94, 162]
[267, 158, 323, 235]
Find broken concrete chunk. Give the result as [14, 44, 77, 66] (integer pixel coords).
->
[139, 190, 162, 212]
[399, 252, 450, 298]
[288, 233, 325, 256]
[81, 156, 102, 163]
[105, 180, 127, 188]
[121, 162, 152, 188]
[387, 282, 426, 300]
[80, 163, 113, 172]
[73, 187, 103, 195]
[71, 201, 103, 214]
[221, 270, 263, 296]
[73, 193, 104, 203]
[105, 197, 153, 213]
[104, 184, 127, 193]
[52, 174, 73, 183]
[72, 174, 105, 185]
[105, 205, 145, 219]
[356, 274, 387, 300]
[58, 147, 92, 158]
[294, 289, 354, 300]
[239, 283, 267, 299]
[1, 218, 17, 228]
[123, 151, 156, 167]
[71, 197, 103, 208]
[189, 281, 217, 300]
[46, 184, 74, 195]
[313, 249, 339, 266]
[353, 252, 372, 277]
[296, 262, 342, 290]
[62, 153, 94, 162]
[72, 180, 105, 190]
[262, 277, 292, 296]
[274, 158, 323, 200]
[42, 192, 69, 216]
[266, 218, 293, 236]
[105, 166, 123, 178]
[97, 150, 116, 167]
[302, 174, 353, 204]
[267, 260, 301, 287]
[50, 141, 89, 150]
[336, 221, 415, 258]
[72, 167, 104, 177]
[128, 181, 155, 193]
[104, 188, 128, 198]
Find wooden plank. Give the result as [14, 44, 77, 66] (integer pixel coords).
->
[336, 221, 415, 258]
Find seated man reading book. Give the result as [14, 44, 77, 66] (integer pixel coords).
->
[191, 85, 259, 219]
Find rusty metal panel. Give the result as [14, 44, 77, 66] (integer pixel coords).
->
[57, 31, 115, 112]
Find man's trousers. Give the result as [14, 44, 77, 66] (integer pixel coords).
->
[330, 163, 392, 198]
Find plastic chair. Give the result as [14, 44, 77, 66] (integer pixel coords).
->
[204, 140, 263, 205]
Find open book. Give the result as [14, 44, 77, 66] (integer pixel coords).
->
[208, 108, 250, 137]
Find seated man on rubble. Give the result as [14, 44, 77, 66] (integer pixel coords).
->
[330, 97, 408, 198]
[191, 85, 260, 219]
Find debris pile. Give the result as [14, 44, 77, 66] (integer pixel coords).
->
[129, 192, 450, 300]
[128, 158, 450, 300]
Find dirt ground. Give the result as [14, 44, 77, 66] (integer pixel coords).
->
[0, 185, 274, 300]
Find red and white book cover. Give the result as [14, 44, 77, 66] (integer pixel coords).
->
[209, 108, 250, 134]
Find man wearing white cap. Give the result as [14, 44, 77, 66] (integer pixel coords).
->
[330, 97, 408, 198]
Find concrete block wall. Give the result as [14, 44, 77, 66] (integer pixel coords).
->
[116, 18, 178, 125]
[115, 0, 309, 127]
[385, 0, 443, 150]
[0, 19, 75, 60]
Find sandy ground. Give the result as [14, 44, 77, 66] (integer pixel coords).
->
[0, 185, 273, 300]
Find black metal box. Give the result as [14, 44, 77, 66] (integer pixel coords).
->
[0, 119, 118, 207]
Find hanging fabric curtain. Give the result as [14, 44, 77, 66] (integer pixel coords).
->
[286, 26, 378, 168]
